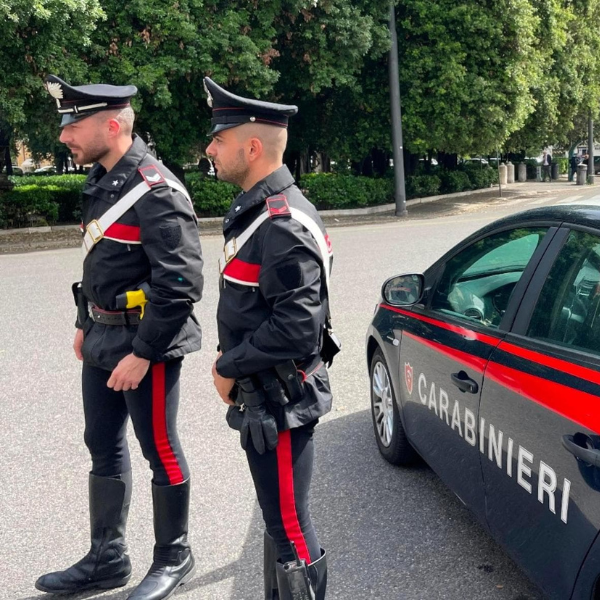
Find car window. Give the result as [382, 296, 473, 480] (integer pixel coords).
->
[527, 230, 600, 355]
[431, 228, 548, 328]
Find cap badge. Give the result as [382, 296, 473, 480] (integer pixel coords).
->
[46, 81, 63, 100]
[203, 80, 213, 108]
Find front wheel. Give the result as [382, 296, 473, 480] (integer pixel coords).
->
[370, 347, 417, 465]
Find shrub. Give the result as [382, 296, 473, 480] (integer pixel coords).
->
[10, 174, 85, 222]
[0, 185, 60, 228]
[186, 173, 240, 217]
[439, 170, 472, 194]
[405, 174, 441, 198]
[555, 157, 568, 174]
[299, 173, 392, 209]
[463, 165, 497, 189]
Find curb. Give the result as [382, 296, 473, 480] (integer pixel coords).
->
[0, 179, 584, 236]
[317, 184, 519, 217]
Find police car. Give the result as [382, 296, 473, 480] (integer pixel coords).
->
[366, 206, 600, 600]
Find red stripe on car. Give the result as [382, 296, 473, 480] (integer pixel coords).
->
[403, 331, 487, 373]
[498, 341, 600, 388]
[486, 360, 600, 433]
[381, 304, 500, 347]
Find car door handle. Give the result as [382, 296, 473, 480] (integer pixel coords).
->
[451, 371, 479, 394]
[562, 435, 600, 467]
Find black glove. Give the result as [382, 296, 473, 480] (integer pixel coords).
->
[238, 377, 279, 455]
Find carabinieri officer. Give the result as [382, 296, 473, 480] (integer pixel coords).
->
[206, 77, 338, 600]
[35, 76, 203, 600]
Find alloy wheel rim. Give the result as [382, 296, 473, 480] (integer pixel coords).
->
[372, 360, 394, 447]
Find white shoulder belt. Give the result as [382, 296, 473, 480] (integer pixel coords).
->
[82, 177, 191, 258]
[219, 207, 331, 288]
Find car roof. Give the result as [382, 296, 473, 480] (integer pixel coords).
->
[477, 205, 600, 235]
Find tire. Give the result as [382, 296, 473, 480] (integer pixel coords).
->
[370, 347, 417, 465]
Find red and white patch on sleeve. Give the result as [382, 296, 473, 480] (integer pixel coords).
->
[139, 165, 166, 187]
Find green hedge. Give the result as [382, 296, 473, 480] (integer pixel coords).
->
[462, 165, 498, 188]
[0, 166, 500, 228]
[185, 173, 239, 217]
[299, 173, 392, 209]
[0, 185, 60, 228]
[405, 174, 441, 198]
[10, 175, 85, 222]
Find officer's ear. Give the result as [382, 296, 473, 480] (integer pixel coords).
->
[247, 137, 264, 162]
[106, 117, 122, 138]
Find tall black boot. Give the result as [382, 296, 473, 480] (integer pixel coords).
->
[264, 531, 279, 599]
[275, 549, 327, 600]
[35, 472, 132, 594]
[127, 479, 195, 600]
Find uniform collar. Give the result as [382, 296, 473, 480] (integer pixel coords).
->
[85, 134, 147, 193]
[224, 165, 295, 224]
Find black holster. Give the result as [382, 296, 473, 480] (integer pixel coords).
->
[72, 281, 90, 330]
[321, 325, 341, 367]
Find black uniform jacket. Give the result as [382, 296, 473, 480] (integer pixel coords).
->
[216, 165, 333, 429]
[80, 135, 204, 370]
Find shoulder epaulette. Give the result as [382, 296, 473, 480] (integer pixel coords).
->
[266, 194, 291, 218]
[138, 165, 166, 187]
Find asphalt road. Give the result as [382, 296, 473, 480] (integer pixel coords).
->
[3, 183, 600, 600]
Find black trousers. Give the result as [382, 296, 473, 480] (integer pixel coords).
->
[82, 358, 189, 486]
[245, 421, 321, 565]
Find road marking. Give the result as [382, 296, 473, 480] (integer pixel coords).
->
[555, 195, 584, 204]
[557, 194, 600, 206]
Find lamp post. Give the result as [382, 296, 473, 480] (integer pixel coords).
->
[389, 2, 407, 217]
[588, 113, 595, 184]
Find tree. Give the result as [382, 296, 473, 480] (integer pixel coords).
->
[505, 0, 600, 153]
[0, 0, 104, 175]
[78, 0, 392, 170]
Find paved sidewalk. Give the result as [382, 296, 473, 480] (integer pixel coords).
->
[0, 176, 595, 254]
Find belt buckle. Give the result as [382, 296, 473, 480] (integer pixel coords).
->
[87, 220, 104, 243]
[224, 238, 237, 264]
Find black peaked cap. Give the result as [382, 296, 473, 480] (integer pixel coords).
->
[203, 77, 298, 135]
[45, 75, 138, 127]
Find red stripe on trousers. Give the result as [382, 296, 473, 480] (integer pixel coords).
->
[152, 363, 184, 484]
[276, 430, 311, 563]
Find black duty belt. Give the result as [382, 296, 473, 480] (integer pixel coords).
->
[90, 305, 142, 326]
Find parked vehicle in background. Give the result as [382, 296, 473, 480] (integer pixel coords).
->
[33, 166, 57, 175]
[461, 157, 489, 166]
[20, 158, 36, 174]
[2, 165, 24, 176]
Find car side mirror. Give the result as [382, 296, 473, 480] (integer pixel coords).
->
[382, 274, 424, 307]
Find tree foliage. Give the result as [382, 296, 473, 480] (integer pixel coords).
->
[0, 0, 103, 170]
[3, 0, 600, 172]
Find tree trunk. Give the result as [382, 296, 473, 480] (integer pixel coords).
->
[5, 146, 12, 175]
[0, 123, 14, 192]
[371, 148, 389, 177]
[437, 152, 458, 170]
[406, 152, 420, 176]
